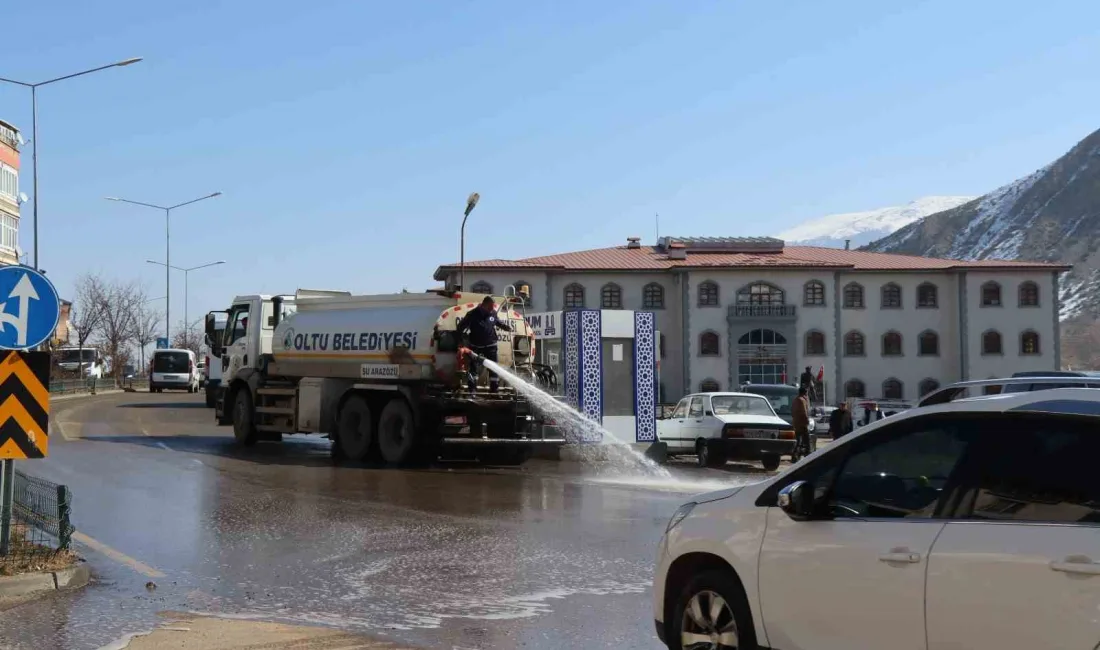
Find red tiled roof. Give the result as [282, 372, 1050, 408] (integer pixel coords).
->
[434, 244, 1069, 279]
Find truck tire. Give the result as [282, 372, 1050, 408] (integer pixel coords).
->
[377, 398, 418, 465]
[336, 396, 374, 461]
[232, 388, 258, 447]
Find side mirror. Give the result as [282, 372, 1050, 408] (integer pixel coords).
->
[777, 481, 815, 521]
[204, 312, 225, 355]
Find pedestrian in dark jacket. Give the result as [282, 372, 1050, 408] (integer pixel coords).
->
[799, 366, 817, 402]
[829, 401, 854, 439]
[457, 296, 512, 392]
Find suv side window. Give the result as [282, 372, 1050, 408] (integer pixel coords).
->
[688, 397, 704, 418]
[671, 399, 688, 420]
[952, 415, 1100, 524]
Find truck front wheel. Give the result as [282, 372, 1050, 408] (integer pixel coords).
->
[232, 389, 258, 447]
[336, 396, 374, 461]
[378, 398, 418, 465]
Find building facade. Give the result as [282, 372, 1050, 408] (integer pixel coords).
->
[435, 236, 1067, 404]
[0, 119, 19, 266]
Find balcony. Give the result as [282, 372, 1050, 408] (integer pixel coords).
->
[728, 304, 797, 320]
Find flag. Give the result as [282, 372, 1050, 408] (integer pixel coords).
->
[816, 366, 824, 382]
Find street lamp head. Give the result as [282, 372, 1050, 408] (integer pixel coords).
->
[105, 197, 121, 201]
[117, 58, 143, 67]
[465, 192, 480, 217]
[210, 191, 223, 197]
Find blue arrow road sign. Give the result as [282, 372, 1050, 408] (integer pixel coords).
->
[0, 266, 60, 350]
[156, 337, 169, 349]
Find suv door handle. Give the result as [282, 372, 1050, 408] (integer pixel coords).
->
[695, 419, 703, 423]
[1050, 556, 1100, 576]
[878, 548, 921, 564]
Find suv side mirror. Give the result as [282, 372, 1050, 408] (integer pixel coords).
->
[777, 481, 815, 521]
[204, 312, 225, 356]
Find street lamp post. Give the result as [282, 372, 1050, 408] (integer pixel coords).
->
[459, 192, 480, 291]
[0, 58, 142, 271]
[145, 260, 225, 347]
[106, 192, 222, 340]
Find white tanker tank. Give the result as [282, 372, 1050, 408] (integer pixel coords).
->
[269, 289, 536, 387]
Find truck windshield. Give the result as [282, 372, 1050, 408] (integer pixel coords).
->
[58, 349, 97, 364]
[153, 352, 190, 373]
[711, 395, 775, 417]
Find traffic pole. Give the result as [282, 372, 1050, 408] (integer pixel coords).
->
[0, 458, 13, 555]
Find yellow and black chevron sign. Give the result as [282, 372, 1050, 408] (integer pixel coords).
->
[0, 351, 50, 459]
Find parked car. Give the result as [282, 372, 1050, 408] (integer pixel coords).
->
[196, 360, 207, 388]
[656, 392, 795, 470]
[919, 375, 1100, 407]
[149, 348, 200, 393]
[652, 385, 1100, 650]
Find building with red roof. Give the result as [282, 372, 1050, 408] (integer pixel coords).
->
[435, 236, 1068, 403]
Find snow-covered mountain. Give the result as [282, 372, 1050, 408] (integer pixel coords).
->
[777, 196, 976, 248]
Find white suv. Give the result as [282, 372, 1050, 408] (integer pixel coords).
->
[653, 387, 1100, 650]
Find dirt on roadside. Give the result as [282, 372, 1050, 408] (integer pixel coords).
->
[0, 525, 79, 577]
[113, 613, 417, 649]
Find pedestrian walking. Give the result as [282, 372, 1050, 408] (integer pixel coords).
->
[791, 385, 812, 459]
[829, 401, 853, 440]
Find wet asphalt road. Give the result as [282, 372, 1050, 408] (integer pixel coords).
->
[0, 391, 771, 650]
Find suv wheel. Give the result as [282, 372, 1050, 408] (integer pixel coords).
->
[672, 570, 757, 650]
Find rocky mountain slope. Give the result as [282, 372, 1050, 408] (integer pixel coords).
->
[865, 127, 1100, 325]
[777, 196, 974, 249]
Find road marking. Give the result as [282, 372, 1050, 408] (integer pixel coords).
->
[73, 531, 166, 578]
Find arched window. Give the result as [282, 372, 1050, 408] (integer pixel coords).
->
[600, 283, 622, 309]
[843, 282, 865, 309]
[700, 378, 720, 392]
[882, 331, 903, 356]
[982, 329, 1003, 355]
[804, 330, 826, 356]
[642, 283, 665, 309]
[699, 331, 721, 357]
[844, 331, 865, 356]
[882, 378, 903, 400]
[698, 281, 719, 307]
[917, 282, 938, 308]
[981, 281, 1002, 307]
[918, 330, 939, 356]
[803, 280, 826, 306]
[918, 378, 940, 397]
[736, 282, 785, 305]
[1018, 281, 1040, 307]
[1020, 330, 1041, 355]
[845, 379, 866, 398]
[470, 280, 493, 294]
[881, 283, 902, 309]
[563, 283, 585, 309]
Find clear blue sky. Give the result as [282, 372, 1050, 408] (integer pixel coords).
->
[2, 0, 1098, 329]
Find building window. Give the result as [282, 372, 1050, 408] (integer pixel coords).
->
[1020, 330, 1041, 355]
[918, 378, 940, 397]
[470, 280, 493, 294]
[563, 283, 585, 309]
[699, 331, 721, 357]
[982, 330, 1003, 355]
[1018, 281, 1039, 307]
[700, 378, 720, 392]
[803, 280, 826, 306]
[0, 215, 16, 251]
[736, 282, 784, 305]
[882, 378, 903, 400]
[804, 330, 826, 356]
[882, 331, 903, 356]
[981, 281, 1002, 307]
[917, 330, 939, 356]
[845, 379, 866, 398]
[698, 281, 719, 307]
[600, 283, 622, 309]
[880, 283, 902, 309]
[917, 282, 938, 308]
[642, 283, 665, 309]
[0, 165, 17, 202]
[843, 282, 864, 309]
[844, 331, 865, 356]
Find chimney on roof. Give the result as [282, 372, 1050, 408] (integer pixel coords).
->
[667, 241, 687, 260]
[844, 239, 851, 250]
[626, 237, 641, 249]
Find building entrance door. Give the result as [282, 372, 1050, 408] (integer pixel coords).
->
[736, 328, 788, 386]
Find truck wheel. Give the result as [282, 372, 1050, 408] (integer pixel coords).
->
[232, 389, 258, 447]
[336, 396, 374, 461]
[761, 453, 781, 471]
[377, 398, 418, 465]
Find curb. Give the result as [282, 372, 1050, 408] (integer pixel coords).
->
[51, 389, 126, 402]
[0, 563, 90, 599]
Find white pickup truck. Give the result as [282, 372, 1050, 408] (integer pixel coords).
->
[656, 391, 796, 471]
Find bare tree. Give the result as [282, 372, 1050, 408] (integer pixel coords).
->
[134, 304, 161, 375]
[170, 319, 202, 357]
[66, 275, 106, 379]
[95, 279, 146, 381]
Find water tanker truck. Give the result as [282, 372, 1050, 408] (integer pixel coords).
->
[204, 287, 561, 465]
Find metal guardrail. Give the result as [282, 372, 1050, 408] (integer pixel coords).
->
[49, 377, 149, 395]
[729, 304, 797, 318]
[0, 469, 74, 571]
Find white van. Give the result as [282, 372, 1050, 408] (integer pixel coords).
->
[149, 348, 200, 393]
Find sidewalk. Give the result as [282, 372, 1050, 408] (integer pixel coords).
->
[110, 614, 415, 649]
